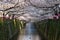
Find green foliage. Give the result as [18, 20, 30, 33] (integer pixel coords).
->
[35, 19, 60, 40]
[0, 18, 26, 40]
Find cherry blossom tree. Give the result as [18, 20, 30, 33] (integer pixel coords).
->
[0, 0, 60, 22]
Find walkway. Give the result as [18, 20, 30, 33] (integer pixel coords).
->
[17, 22, 41, 40]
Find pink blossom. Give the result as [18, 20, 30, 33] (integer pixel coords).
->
[53, 15, 59, 19]
[58, 14, 60, 17]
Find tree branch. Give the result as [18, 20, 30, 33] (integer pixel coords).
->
[29, 0, 55, 8]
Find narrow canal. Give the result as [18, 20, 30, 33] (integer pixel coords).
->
[17, 22, 41, 40]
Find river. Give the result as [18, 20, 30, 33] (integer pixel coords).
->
[17, 22, 41, 40]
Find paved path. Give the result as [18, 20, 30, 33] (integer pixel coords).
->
[17, 22, 41, 40]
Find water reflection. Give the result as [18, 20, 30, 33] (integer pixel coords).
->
[18, 22, 41, 40]
[25, 22, 37, 35]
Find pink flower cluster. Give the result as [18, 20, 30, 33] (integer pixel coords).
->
[53, 14, 60, 19]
